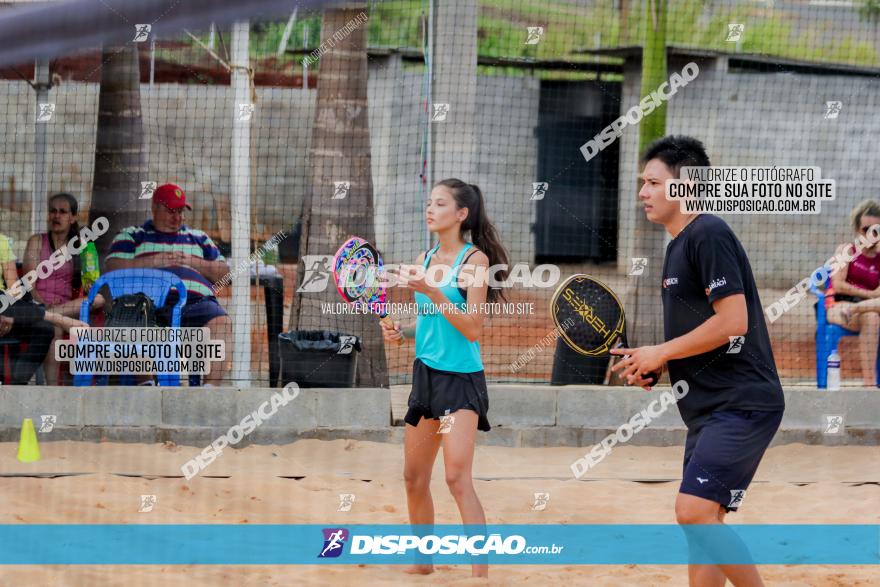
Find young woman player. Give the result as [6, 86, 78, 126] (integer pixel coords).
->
[382, 178, 509, 579]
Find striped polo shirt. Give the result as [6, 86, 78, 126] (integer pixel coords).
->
[107, 220, 225, 298]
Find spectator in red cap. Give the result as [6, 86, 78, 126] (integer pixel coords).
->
[106, 183, 231, 385]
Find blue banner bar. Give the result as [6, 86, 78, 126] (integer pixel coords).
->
[0, 525, 876, 565]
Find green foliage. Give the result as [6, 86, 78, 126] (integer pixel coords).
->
[640, 0, 667, 154]
[167, 0, 879, 79]
[859, 0, 880, 26]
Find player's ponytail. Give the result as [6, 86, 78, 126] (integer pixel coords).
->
[435, 178, 509, 303]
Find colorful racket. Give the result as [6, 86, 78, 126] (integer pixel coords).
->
[550, 274, 658, 386]
[332, 236, 402, 346]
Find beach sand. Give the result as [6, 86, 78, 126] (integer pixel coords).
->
[0, 439, 876, 585]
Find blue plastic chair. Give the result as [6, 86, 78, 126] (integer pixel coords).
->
[808, 266, 880, 388]
[74, 269, 187, 387]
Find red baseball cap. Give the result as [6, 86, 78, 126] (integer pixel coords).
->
[153, 183, 192, 210]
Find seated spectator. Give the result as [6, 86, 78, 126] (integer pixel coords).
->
[106, 183, 231, 385]
[23, 193, 105, 384]
[1, 229, 89, 384]
[827, 199, 880, 386]
[0, 290, 87, 385]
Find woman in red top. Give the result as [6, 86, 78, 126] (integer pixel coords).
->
[827, 199, 880, 385]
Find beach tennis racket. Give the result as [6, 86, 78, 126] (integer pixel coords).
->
[332, 236, 403, 346]
[550, 274, 658, 386]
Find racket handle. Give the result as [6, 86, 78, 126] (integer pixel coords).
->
[608, 341, 661, 387]
[380, 315, 404, 346]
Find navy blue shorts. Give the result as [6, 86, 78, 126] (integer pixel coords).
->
[680, 409, 783, 512]
[157, 294, 227, 329]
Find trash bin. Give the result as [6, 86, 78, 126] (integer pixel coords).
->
[279, 330, 361, 388]
[550, 337, 607, 385]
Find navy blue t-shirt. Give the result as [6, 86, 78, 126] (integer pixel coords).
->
[661, 214, 785, 428]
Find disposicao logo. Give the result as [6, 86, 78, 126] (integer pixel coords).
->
[318, 528, 349, 558]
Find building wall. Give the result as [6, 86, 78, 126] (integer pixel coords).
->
[616, 56, 880, 289]
[0, 60, 540, 265]
[1, 58, 877, 287]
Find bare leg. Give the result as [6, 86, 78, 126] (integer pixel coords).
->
[441, 410, 488, 579]
[826, 301, 858, 329]
[847, 296, 880, 315]
[51, 298, 90, 318]
[203, 315, 231, 385]
[403, 415, 442, 575]
[857, 312, 880, 386]
[676, 493, 764, 587]
[43, 325, 64, 385]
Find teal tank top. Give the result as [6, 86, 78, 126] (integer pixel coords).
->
[414, 242, 484, 373]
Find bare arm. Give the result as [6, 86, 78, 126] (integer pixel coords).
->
[108, 250, 228, 285]
[43, 311, 88, 332]
[424, 251, 490, 343]
[612, 294, 748, 384]
[380, 251, 424, 343]
[106, 255, 157, 271]
[22, 234, 41, 275]
[183, 256, 230, 283]
[2, 261, 18, 296]
[399, 251, 426, 337]
[660, 294, 748, 362]
[20, 235, 45, 303]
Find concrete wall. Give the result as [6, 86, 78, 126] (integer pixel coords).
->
[2, 384, 875, 448]
[0, 385, 390, 446]
[4, 56, 870, 287]
[616, 55, 880, 289]
[2, 57, 876, 376]
[0, 56, 539, 265]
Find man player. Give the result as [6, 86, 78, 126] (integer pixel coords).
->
[612, 135, 785, 587]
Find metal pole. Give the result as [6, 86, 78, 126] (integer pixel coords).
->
[277, 8, 298, 56]
[425, 0, 433, 252]
[302, 24, 309, 90]
[149, 37, 155, 85]
[32, 58, 50, 236]
[230, 20, 252, 387]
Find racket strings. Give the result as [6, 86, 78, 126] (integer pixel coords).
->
[554, 277, 625, 356]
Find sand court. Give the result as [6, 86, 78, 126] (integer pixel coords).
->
[0, 439, 876, 585]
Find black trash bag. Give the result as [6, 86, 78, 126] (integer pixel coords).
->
[280, 330, 361, 354]
[278, 330, 361, 388]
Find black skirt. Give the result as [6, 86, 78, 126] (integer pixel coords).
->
[405, 358, 491, 432]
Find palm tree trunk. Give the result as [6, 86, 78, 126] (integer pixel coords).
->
[89, 43, 148, 259]
[289, 5, 388, 387]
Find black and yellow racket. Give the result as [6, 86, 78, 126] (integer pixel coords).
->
[550, 274, 659, 386]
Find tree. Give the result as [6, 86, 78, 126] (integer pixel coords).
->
[858, 0, 880, 58]
[288, 5, 389, 387]
[88, 43, 149, 258]
[628, 0, 668, 349]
